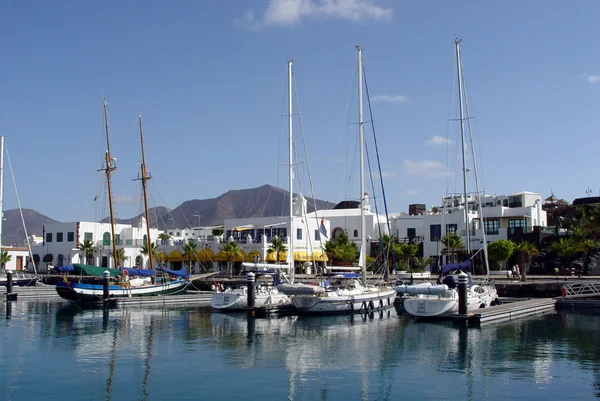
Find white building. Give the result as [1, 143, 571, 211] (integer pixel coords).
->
[31, 217, 161, 272]
[393, 191, 547, 272]
[1, 246, 30, 271]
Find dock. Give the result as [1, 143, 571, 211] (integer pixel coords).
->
[452, 298, 557, 326]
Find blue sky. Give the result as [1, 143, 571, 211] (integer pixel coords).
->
[1, 0, 599, 223]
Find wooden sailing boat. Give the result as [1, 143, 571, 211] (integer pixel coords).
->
[55, 103, 189, 304]
[286, 46, 396, 314]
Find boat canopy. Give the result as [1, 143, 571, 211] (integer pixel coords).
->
[56, 264, 121, 277]
[121, 267, 155, 277]
[157, 267, 189, 277]
[440, 260, 471, 274]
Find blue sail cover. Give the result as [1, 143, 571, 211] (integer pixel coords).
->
[157, 267, 189, 277]
[55, 265, 75, 273]
[121, 268, 155, 277]
[440, 260, 472, 274]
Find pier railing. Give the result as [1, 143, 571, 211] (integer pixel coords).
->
[561, 282, 600, 298]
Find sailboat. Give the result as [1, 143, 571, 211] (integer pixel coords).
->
[55, 102, 189, 304]
[396, 39, 498, 318]
[210, 60, 297, 311]
[285, 46, 397, 314]
[0, 136, 39, 286]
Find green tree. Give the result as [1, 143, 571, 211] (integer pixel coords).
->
[324, 232, 357, 265]
[440, 232, 465, 263]
[267, 236, 288, 265]
[220, 241, 243, 278]
[212, 227, 224, 236]
[140, 240, 158, 269]
[550, 237, 580, 272]
[397, 243, 418, 281]
[158, 233, 171, 241]
[182, 239, 199, 271]
[1, 251, 12, 272]
[412, 256, 433, 273]
[488, 239, 516, 270]
[77, 239, 97, 265]
[115, 248, 128, 268]
[514, 241, 539, 281]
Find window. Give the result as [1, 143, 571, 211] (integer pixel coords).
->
[315, 229, 321, 241]
[502, 199, 508, 207]
[484, 219, 500, 235]
[509, 218, 525, 235]
[115, 234, 121, 246]
[407, 228, 416, 238]
[84, 232, 93, 241]
[102, 232, 111, 246]
[430, 224, 441, 242]
[67, 232, 75, 242]
[56, 232, 63, 242]
[353, 229, 358, 238]
[508, 195, 522, 208]
[296, 228, 302, 241]
[446, 224, 457, 234]
[46, 233, 53, 243]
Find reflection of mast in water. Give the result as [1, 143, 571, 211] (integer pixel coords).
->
[105, 317, 119, 401]
[141, 316, 155, 401]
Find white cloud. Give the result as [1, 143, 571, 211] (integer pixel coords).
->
[404, 189, 420, 196]
[371, 94, 410, 103]
[236, 0, 392, 29]
[425, 136, 454, 146]
[580, 74, 600, 84]
[403, 159, 448, 178]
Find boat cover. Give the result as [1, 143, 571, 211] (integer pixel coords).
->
[121, 268, 155, 277]
[55, 265, 75, 273]
[278, 283, 327, 295]
[69, 264, 121, 277]
[157, 267, 189, 277]
[440, 260, 472, 274]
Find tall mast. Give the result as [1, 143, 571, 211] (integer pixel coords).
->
[137, 113, 154, 272]
[357, 45, 367, 285]
[287, 58, 295, 284]
[455, 39, 471, 254]
[103, 100, 119, 268]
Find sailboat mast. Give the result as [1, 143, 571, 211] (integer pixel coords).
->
[288, 58, 295, 283]
[455, 39, 471, 255]
[138, 113, 154, 272]
[357, 45, 367, 284]
[103, 100, 119, 268]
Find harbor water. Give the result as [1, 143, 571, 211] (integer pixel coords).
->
[1, 299, 599, 400]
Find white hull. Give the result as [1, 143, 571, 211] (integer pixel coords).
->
[210, 288, 290, 311]
[402, 284, 498, 318]
[291, 288, 397, 314]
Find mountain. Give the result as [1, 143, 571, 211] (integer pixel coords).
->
[2, 208, 57, 246]
[103, 184, 336, 230]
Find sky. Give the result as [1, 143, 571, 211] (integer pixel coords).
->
[1, 0, 599, 223]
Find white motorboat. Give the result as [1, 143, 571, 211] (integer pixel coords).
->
[210, 281, 290, 311]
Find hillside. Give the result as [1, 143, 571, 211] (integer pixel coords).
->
[2, 208, 57, 246]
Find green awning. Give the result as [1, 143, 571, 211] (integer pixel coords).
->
[73, 264, 121, 277]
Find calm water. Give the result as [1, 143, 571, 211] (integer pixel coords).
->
[0, 299, 599, 401]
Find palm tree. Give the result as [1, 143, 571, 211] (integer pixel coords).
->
[380, 234, 398, 274]
[440, 232, 465, 264]
[550, 237, 580, 273]
[514, 241, 539, 281]
[182, 239, 199, 272]
[397, 243, 418, 282]
[267, 236, 288, 265]
[412, 256, 433, 273]
[220, 241, 243, 278]
[77, 239, 97, 265]
[140, 240, 158, 269]
[115, 248, 129, 268]
[158, 233, 171, 242]
[1, 251, 12, 272]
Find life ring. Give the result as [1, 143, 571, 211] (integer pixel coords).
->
[122, 270, 129, 277]
[561, 287, 566, 297]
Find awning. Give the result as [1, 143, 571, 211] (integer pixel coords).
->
[168, 250, 183, 262]
[232, 224, 254, 231]
[294, 251, 310, 262]
[213, 250, 245, 262]
[245, 250, 261, 262]
[311, 251, 329, 262]
[197, 248, 215, 262]
[43, 254, 53, 263]
[266, 251, 287, 262]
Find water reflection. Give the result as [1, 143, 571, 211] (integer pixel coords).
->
[0, 301, 599, 400]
